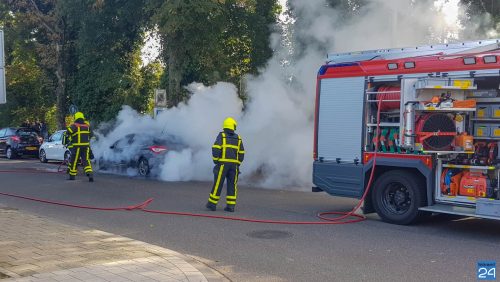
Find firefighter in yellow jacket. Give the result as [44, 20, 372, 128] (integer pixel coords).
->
[206, 117, 245, 212]
[64, 112, 94, 182]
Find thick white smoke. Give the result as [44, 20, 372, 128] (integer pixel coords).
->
[93, 83, 242, 180]
[93, 0, 498, 189]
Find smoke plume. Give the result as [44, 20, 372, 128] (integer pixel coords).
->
[93, 0, 498, 189]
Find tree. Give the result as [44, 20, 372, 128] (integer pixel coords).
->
[0, 1, 56, 129]
[2, 0, 281, 125]
[460, 0, 500, 36]
[63, 0, 151, 122]
[153, 0, 225, 106]
[138, 61, 163, 114]
[153, 0, 279, 105]
[6, 0, 72, 129]
[222, 0, 281, 84]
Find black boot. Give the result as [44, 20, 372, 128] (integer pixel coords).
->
[224, 206, 235, 212]
[206, 202, 216, 211]
[67, 175, 75, 181]
[87, 173, 94, 182]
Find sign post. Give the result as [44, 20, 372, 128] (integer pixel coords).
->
[0, 30, 6, 104]
[153, 89, 167, 118]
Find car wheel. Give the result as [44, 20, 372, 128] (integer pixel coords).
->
[6, 147, 15, 159]
[372, 170, 427, 225]
[64, 151, 71, 164]
[138, 158, 150, 176]
[39, 149, 48, 163]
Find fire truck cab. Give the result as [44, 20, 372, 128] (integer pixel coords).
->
[313, 39, 500, 224]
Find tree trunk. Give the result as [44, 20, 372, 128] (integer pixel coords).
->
[55, 43, 66, 129]
[167, 50, 182, 107]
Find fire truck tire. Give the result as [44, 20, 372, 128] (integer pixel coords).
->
[372, 170, 426, 225]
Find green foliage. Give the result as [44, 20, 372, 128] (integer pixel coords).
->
[0, 2, 56, 130]
[153, 0, 225, 105]
[460, 0, 500, 34]
[1, 0, 279, 125]
[154, 0, 279, 104]
[222, 0, 280, 81]
[140, 61, 163, 114]
[63, 0, 150, 123]
[0, 49, 55, 128]
[1, 0, 77, 129]
[44, 105, 58, 134]
[5, 0, 500, 130]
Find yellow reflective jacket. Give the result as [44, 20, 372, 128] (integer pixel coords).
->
[64, 120, 91, 148]
[212, 130, 245, 164]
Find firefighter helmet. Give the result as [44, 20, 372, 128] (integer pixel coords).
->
[74, 112, 85, 121]
[223, 117, 237, 131]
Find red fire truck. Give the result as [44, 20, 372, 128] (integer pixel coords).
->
[313, 39, 500, 224]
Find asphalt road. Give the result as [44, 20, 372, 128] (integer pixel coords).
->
[0, 159, 499, 282]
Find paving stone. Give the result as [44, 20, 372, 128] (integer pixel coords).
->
[1, 209, 225, 282]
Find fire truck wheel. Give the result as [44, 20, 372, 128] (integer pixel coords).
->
[372, 170, 426, 225]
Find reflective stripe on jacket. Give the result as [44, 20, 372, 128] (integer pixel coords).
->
[65, 121, 91, 147]
[212, 130, 245, 164]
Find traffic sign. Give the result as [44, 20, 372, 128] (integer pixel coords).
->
[69, 104, 78, 115]
[155, 89, 167, 107]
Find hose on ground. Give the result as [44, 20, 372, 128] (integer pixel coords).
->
[0, 100, 381, 224]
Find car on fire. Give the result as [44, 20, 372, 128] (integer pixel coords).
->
[0, 127, 43, 159]
[96, 133, 183, 176]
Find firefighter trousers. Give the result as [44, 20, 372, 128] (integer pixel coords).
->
[208, 163, 239, 207]
[68, 146, 93, 176]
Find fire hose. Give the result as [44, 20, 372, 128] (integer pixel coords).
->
[0, 191, 153, 211]
[0, 101, 382, 225]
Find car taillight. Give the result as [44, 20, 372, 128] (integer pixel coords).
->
[149, 145, 168, 154]
[11, 136, 20, 143]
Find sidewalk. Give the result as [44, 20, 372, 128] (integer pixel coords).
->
[0, 205, 228, 282]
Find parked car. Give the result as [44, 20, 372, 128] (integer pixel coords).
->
[39, 130, 71, 163]
[0, 127, 43, 159]
[97, 133, 183, 176]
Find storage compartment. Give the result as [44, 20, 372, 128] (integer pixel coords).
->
[476, 198, 500, 217]
[476, 105, 491, 118]
[474, 124, 491, 137]
[491, 125, 500, 137]
[438, 161, 499, 202]
[415, 78, 476, 89]
[492, 104, 500, 118]
[470, 89, 499, 98]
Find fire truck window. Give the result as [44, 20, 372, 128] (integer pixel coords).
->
[387, 63, 398, 70]
[483, 55, 497, 64]
[404, 62, 415, 69]
[463, 57, 476, 65]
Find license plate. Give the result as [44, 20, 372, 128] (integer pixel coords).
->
[25, 147, 37, 151]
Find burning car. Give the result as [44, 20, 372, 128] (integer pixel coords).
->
[95, 133, 183, 176]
